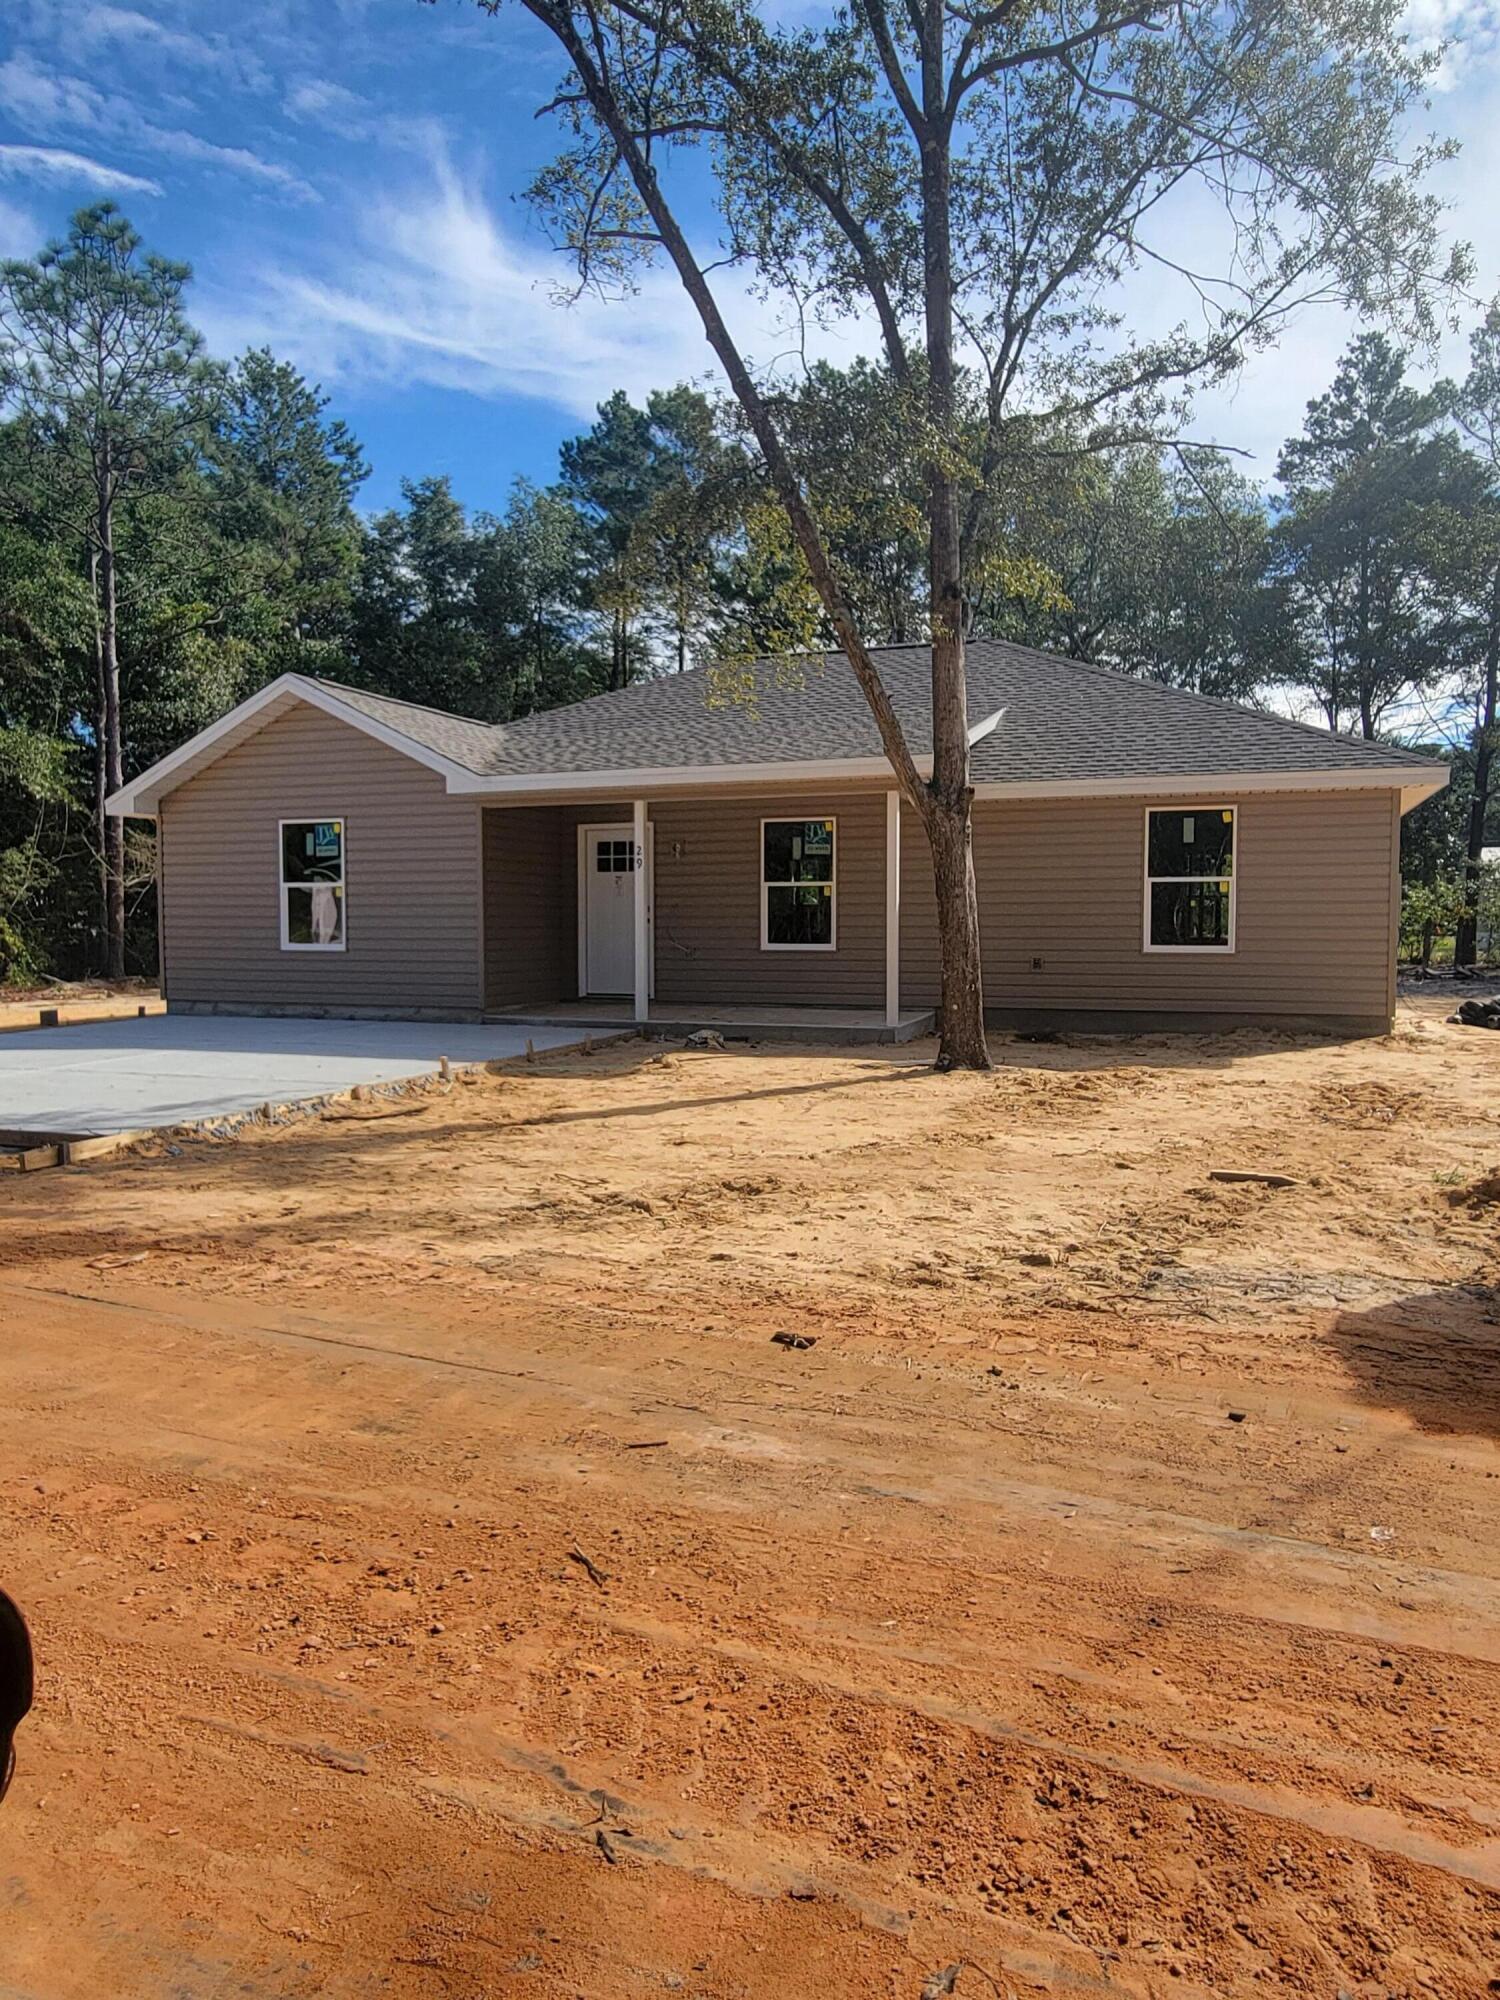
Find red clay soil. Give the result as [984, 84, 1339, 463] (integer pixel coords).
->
[1, 1001, 1497, 1998]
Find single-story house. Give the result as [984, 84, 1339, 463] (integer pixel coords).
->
[107, 639, 1448, 1038]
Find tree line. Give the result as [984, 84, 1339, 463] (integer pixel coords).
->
[1, 203, 1495, 986]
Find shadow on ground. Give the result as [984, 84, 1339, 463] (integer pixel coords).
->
[1329, 1275, 1500, 1440]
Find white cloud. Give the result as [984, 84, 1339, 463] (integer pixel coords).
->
[0, 193, 40, 258]
[1400, 1, 1500, 85]
[0, 52, 314, 201]
[0, 141, 162, 197]
[148, 123, 313, 197]
[35, 2, 273, 90]
[284, 79, 370, 133]
[0, 52, 102, 132]
[195, 147, 870, 415]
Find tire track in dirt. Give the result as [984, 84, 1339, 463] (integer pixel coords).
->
[3, 1269, 1498, 1995]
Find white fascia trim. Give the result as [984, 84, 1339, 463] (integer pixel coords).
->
[967, 705, 1006, 746]
[449, 752, 931, 798]
[973, 766, 1448, 810]
[106, 673, 479, 815]
[1399, 775, 1451, 813]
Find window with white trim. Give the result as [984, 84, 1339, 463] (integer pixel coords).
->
[1145, 807, 1234, 950]
[280, 818, 346, 951]
[761, 817, 836, 950]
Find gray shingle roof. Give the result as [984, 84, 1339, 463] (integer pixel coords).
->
[310, 679, 506, 771]
[312, 639, 1443, 786]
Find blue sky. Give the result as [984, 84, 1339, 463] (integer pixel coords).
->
[1, 0, 1498, 519]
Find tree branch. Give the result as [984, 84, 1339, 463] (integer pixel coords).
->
[520, 0, 931, 815]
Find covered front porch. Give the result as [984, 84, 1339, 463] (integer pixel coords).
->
[482, 787, 924, 1037]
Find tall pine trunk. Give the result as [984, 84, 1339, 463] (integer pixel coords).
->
[90, 547, 108, 968]
[1455, 583, 1499, 970]
[97, 448, 126, 981]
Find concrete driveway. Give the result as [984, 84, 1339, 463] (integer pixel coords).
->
[0, 1013, 606, 1138]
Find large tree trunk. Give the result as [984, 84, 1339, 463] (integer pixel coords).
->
[90, 547, 109, 970]
[530, 0, 989, 1066]
[98, 463, 126, 982]
[924, 789, 989, 1067]
[1455, 589, 1499, 970]
[923, 608, 988, 1064]
[917, 0, 989, 1070]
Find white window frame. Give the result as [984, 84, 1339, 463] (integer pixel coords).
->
[1142, 803, 1236, 954]
[760, 814, 838, 953]
[279, 815, 347, 953]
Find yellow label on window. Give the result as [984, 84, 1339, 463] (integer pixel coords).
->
[1221, 810, 1232, 822]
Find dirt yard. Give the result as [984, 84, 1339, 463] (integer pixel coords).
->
[1, 995, 1497, 1999]
[0, 977, 162, 1031]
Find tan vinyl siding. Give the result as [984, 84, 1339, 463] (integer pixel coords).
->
[485, 794, 890, 1011]
[901, 789, 1398, 1024]
[482, 806, 572, 1007]
[482, 802, 626, 1005]
[649, 792, 886, 1007]
[160, 703, 483, 1013]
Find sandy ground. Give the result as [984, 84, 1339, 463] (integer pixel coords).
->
[0, 979, 162, 1032]
[1, 995, 1497, 1998]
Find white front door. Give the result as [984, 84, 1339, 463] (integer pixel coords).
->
[580, 824, 653, 996]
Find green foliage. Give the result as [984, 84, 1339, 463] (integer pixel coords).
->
[203, 347, 368, 683]
[347, 473, 607, 720]
[979, 446, 1272, 698]
[1270, 334, 1484, 737]
[0, 201, 219, 974]
[2, 170, 1499, 991]
[558, 386, 747, 682]
[512, 0, 1466, 623]
[1400, 874, 1473, 966]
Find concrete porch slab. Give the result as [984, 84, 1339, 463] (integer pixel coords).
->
[0, 1013, 613, 1141]
[488, 1001, 936, 1045]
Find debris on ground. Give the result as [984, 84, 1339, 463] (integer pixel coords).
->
[684, 1029, 728, 1050]
[567, 1545, 609, 1588]
[1448, 1167, 1500, 1207]
[1207, 1170, 1299, 1188]
[1453, 996, 1500, 1029]
[770, 1330, 816, 1349]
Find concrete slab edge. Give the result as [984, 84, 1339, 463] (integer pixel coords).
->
[0, 1029, 641, 1174]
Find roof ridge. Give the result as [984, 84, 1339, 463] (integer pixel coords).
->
[959, 635, 1431, 765]
[302, 673, 506, 735]
[299, 648, 1436, 777]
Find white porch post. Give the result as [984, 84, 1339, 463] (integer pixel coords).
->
[885, 789, 901, 1028]
[632, 795, 650, 1024]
